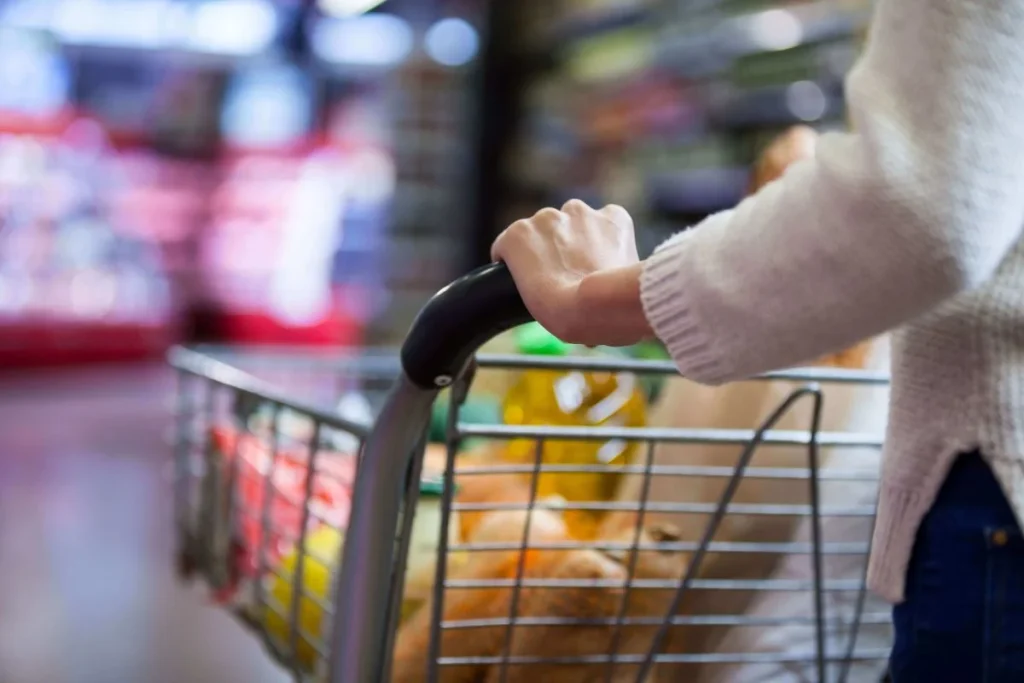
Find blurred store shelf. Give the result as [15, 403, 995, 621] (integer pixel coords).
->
[499, 0, 872, 252]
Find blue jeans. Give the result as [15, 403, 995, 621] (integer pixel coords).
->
[889, 451, 1024, 682]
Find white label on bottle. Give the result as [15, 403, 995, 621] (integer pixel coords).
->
[596, 438, 627, 464]
[554, 372, 588, 414]
[587, 372, 636, 424]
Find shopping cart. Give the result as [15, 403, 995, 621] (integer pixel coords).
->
[170, 263, 894, 683]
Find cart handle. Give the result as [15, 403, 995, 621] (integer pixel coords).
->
[400, 261, 533, 389]
[329, 262, 532, 683]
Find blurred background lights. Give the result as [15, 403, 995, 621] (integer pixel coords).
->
[749, 9, 803, 52]
[0, 29, 70, 116]
[0, 0, 52, 31]
[425, 18, 480, 67]
[311, 13, 413, 66]
[318, 0, 386, 19]
[188, 0, 278, 55]
[70, 269, 117, 318]
[220, 64, 313, 148]
[0, 273, 33, 314]
[51, 0, 171, 48]
[347, 148, 396, 203]
[786, 80, 828, 121]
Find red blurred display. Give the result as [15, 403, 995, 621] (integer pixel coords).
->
[0, 111, 187, 365]
[200, 63, 388, 347]
[0, 27, 390, 363]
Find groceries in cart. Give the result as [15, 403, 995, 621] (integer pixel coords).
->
[187, 329, 675, 664]
[206, 418, 465, 670]
[255, 447, 470, 672]
[209, 424, 354, 583]
[173, 318, 892, 682]
[501, 322, 650, 539]
[390, 466, 689, 683]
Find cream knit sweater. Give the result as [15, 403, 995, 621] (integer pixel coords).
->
[639, 0, 1024, 603]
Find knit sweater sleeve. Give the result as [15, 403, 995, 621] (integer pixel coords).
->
[641, 0, 1024, 385]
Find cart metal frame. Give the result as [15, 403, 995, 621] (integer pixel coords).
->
[171, 264, 892, 683]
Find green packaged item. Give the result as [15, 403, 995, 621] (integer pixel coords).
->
[516, 320, 570, 356]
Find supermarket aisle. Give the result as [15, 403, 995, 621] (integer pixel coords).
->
[0, 365, 288, 683]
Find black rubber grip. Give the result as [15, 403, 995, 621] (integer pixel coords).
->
[400, 262, 533, 389]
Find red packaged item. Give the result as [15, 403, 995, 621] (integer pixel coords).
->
[209, 425, 357, 594]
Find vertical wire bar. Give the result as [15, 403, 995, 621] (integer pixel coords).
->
[173, 371, 194, 574]
[497, 436, 546, 683]
[633, 387, 821, 683]
[836, 498, 880, 683]
[426, 374, 473, 683]
[197, 381, 219, 576]
[219, 389, 253, 589]
[287, 421, 323, 677]
[603, 440, 658, 683]
[805, 390, 828, 683]
[254, 403, 282, 652]
[378, 431, 428, 683]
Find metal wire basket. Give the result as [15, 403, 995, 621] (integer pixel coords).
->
[170, 264, 893, 683]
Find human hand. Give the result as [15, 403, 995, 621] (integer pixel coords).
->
[491, 199, 650, 347]
[748, 125, 818, 194]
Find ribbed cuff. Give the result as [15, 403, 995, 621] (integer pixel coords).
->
[640, 228, 732, 385]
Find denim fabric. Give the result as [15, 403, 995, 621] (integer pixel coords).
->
[889, 451, 1024, 682]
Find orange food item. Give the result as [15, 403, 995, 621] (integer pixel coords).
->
[390, 497, 688, 683]
[455, 473, 532, 542]
[391, 505, 571, 683]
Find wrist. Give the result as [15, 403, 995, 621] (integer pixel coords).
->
[575, 262, 654, 346]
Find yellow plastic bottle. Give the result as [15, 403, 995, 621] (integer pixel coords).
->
[502, 323, 647, 539]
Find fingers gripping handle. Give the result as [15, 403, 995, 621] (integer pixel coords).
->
[400, 262, 534, 388]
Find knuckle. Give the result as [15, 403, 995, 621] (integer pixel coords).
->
[506, 218, 531, 236]
[533, 207, 564, 223]
[561, 199, 590, 214]
[601, 204, 632, 226]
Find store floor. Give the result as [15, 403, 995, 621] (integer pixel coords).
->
[0, 364, 288, 683]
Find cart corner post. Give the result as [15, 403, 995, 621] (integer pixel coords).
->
[327, 263, 532, 683]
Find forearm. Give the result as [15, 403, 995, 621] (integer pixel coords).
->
[578, 263, 653, 346]
[640, 0, 1024, 384]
